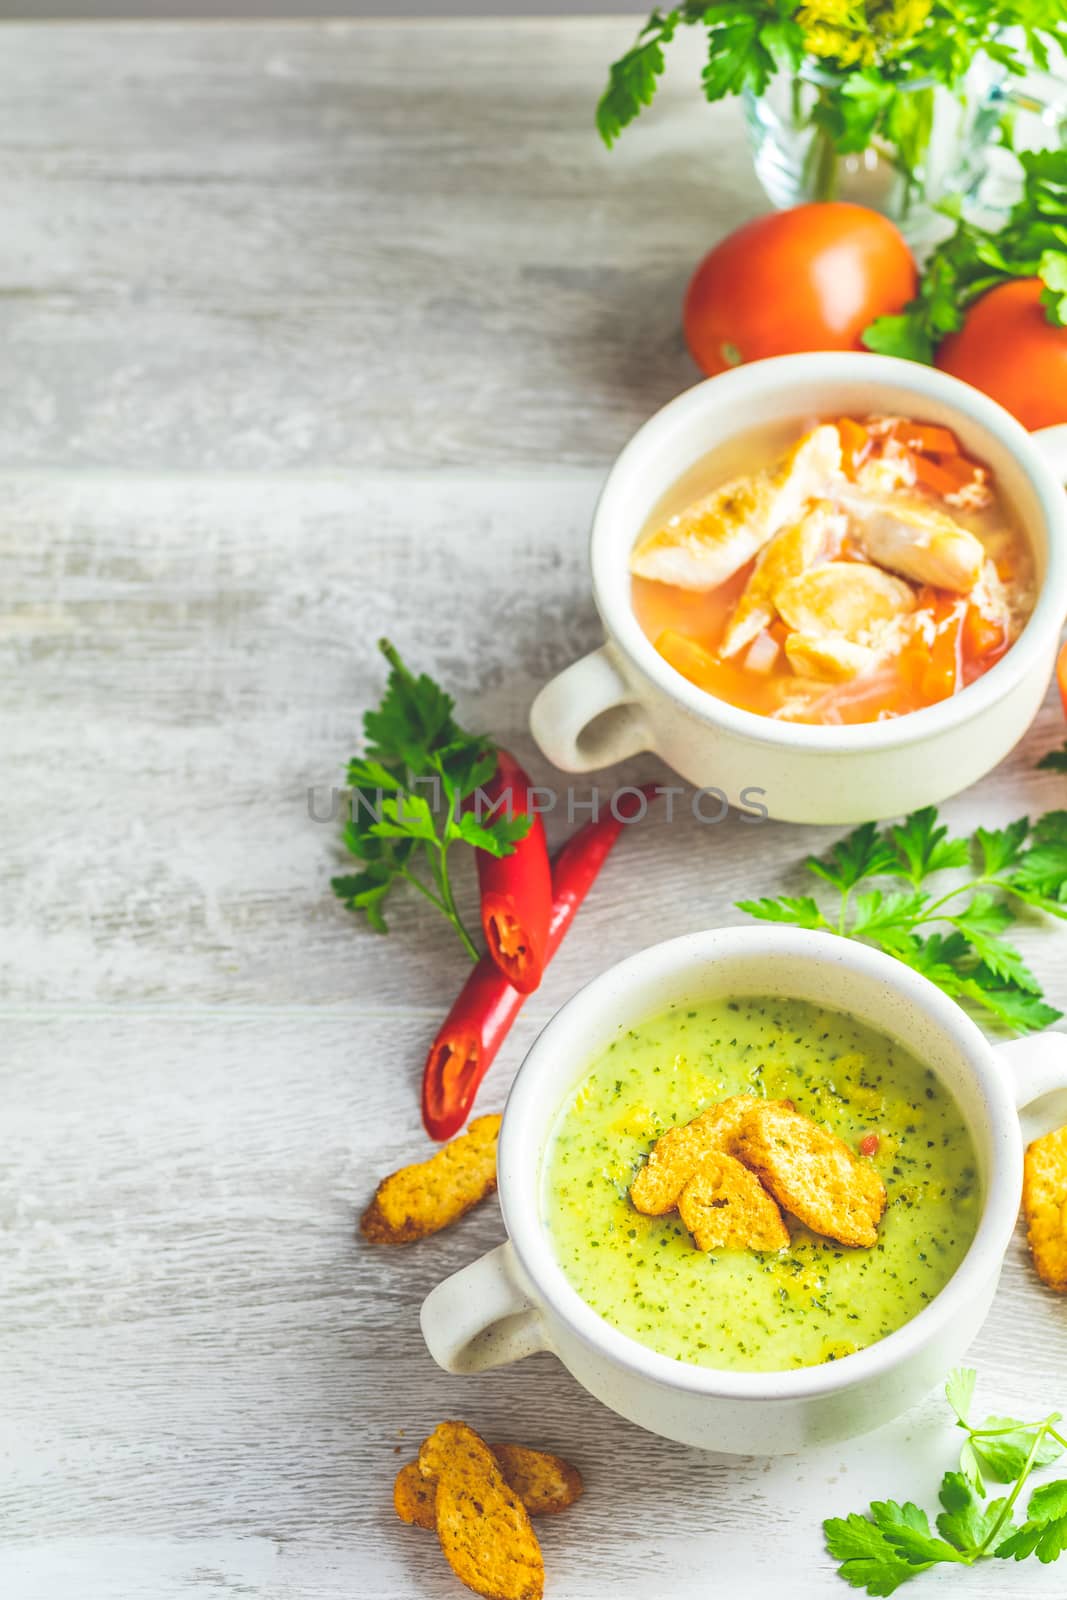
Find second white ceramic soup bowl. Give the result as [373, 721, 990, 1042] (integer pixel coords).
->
[530, 354, 1067, 824]
[421, 926, 1067, 1455]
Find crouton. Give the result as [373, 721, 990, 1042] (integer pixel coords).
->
[419, 1421, 544, 1600]
[1024, 1124, 1067, 1292]
[735, 1100, 885, 1248]
[397, 1443, 583, 1530]
[630, 1094, 793, 1215]
[360, 1114, 501, 1244]
[678, 1150, 790, 1252]
[394, 1460, 437, 1529]
[491, 1444, 583, 1516]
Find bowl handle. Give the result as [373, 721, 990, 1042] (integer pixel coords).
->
[997, 1033, 1067, 1109]
[529, 644, 652, 772]
[1033, 424, 1067, 489]
[419, 1242, 550, 1374]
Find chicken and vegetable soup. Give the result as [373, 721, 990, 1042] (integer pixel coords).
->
[631, 416, 1035, 725]
[543, 996, 980, 1373]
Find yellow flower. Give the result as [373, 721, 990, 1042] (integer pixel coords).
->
[799, 12, 878, 67]
[798, 0, 861, 26]
[871, 0, 933, 39]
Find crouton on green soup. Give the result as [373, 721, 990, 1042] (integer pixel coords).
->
[542, 996, 980, 1373]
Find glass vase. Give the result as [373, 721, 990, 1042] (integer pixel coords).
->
[741, 57, 1006, 244]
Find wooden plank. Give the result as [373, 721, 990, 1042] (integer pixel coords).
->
[0, 21, 754, 474]
[2, 469, 1065, 1011]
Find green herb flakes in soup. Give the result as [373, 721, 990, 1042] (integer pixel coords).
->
[542, 996, 980, 1373]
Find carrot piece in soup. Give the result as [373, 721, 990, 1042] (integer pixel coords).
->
[921, 599, 965, 701]
[911, 450, 987, 501]
[962, 603, 1004, 662]
[836, 417, 872, 480]
[911, 454, 963, 497]
[655, 629, 720, 693]
[889, 421, 960, 456]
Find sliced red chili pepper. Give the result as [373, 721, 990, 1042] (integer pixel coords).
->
[860, 1133, 879, 1157]
[422, 785, 657, 1141]
[472, 749, 551, 996]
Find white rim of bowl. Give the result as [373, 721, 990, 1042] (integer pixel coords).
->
[592, 353, 1067, 756]
[499, 926, 1021, 1402]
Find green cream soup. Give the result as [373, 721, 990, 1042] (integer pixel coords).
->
[543, 996, 980, 1373]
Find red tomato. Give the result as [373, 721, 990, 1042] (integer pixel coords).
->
[936, 279, 1067, 431]
[683, 203, 917, 377]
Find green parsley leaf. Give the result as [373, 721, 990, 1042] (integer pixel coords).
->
[1038, 251, 1067, 325]
[1037, 742, 1067, 774]
[452, 811, 531, 857]
[701, 4, 777, 101]
[891, 807, 970, 884]
[738, 806, 1067, 1033]
[955, 973, 1063, 1033]
[1028, 1479, 1067, 1524]
[891, 930, 969, 990]
[959, 1439, 985, 1495]
[946, 1367, 976, 1426]
[595, 9, 679, 147]
[874, 1500, 966, 1566]
[948, 894, 1039, 992]
[364, 638, 458, 771]
[862, 148, 1067, 362]
[826, 1373, 1067, 1592]
[372, 792, 438, 846]
[936, 1473, 1005, 1554]
[849, 890, 928, 939]
[970, 1416, 1066, 1483]
[806, 821, 900, 893]
[996, 1481, 1067, 1563]
[813, 70, 895, 156]
[862, 312, 935, 364]
[823, 1510, 922, 1595]
[974, 818, 1029, 875]
[735, 895, 828, 929]
[332, 640, 531, 959]
[330, 864, 396, 935]
[996, 1516, 1067, 1562]
[1010, 813, 1067, 901]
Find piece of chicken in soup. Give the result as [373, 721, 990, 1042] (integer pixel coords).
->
[630, 416, 1035, 726]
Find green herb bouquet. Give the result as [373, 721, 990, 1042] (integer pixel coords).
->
[598, 1, 1067, 231]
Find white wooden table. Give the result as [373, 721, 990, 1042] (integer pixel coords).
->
[2, 20, 1066, 1600]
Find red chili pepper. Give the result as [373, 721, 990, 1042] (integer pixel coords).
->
[473, 750, 552, 995]
[422, 785, 657, 1141]
[860, 1133, 880, 1157]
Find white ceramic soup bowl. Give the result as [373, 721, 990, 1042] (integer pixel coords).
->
[421, 926, 1067, 1455]
[530, 354, 1067, 824]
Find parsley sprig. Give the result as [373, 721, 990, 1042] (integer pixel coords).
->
[330, 640, 531, 960]
[596, 2, 803, 147]
[1038, 741, 1067, 776]
[738, 806, 1067, 1032]
[864, 149, 1067, 363]
[597, 3, 1067, 159]
[825, 1368, 1067, 1593]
